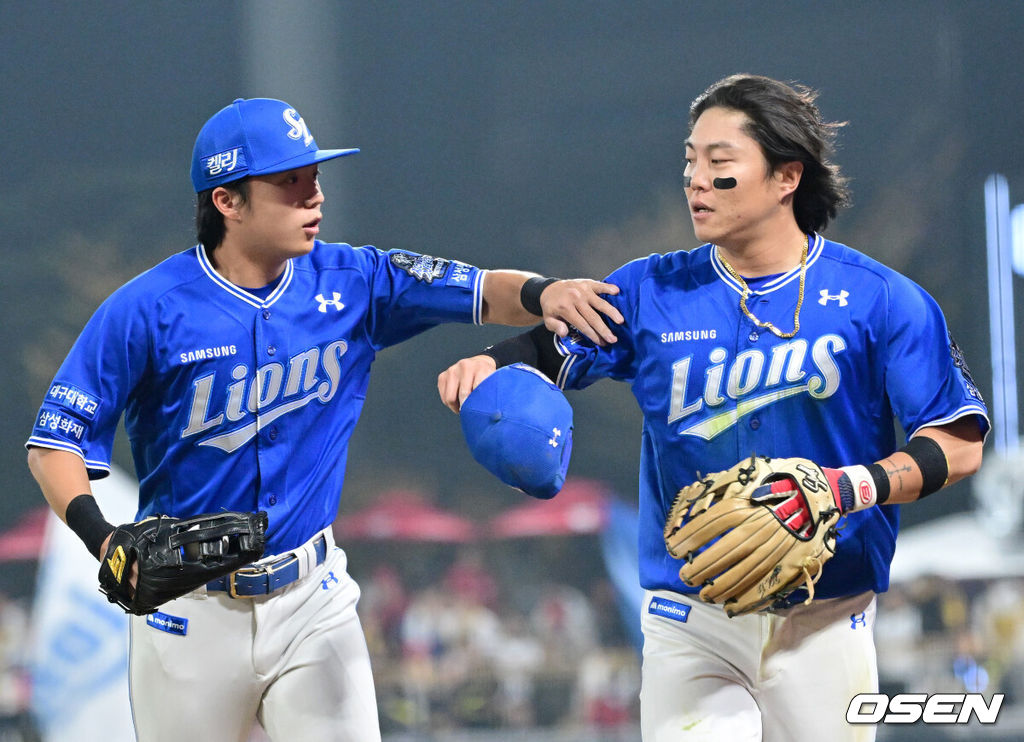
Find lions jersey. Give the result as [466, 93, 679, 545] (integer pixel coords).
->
[552, 234, 989, 600]
[27, 242, 484, 556]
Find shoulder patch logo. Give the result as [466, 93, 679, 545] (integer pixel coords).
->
[390, 252, 450, 283]
[948, 332, 983, 401]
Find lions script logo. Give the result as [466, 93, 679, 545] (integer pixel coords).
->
[181, 339, 348, 452]
[668, 335, 847, 440]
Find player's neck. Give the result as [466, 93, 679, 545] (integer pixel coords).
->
[205, 241, 288, 289]
[715, 223, 808, 278]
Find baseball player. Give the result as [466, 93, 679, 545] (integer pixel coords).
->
[24, 97, 622, 742]
[438, 74, 989, 741]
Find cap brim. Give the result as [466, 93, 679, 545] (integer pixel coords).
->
[314, 147, 361, 161]
[250, 147, 360, 177]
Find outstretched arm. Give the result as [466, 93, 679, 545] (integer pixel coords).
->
[480, 270, 623, 346]
[438, 324, 565, 413]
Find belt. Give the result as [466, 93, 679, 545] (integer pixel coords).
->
[207, 532, 329, 598]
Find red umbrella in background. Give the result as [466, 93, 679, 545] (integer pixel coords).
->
[0, 506, 49, 561]
[335, 490, 479, 543]
[488, 478, 612, 538]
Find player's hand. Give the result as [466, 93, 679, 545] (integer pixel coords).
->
[540, 279, 624, 346]
[438, 354, 497, 413]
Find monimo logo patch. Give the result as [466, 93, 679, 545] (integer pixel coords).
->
[146, 611, 189, 636]
[648, 596, 691, 623]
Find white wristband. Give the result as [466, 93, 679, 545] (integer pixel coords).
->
[839, 464, 878, 512]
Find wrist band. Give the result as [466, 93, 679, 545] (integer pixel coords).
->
[520, 277, 559, 316]
[837, 463, 892, 511]
[480, 329, 540, 368]
[900, 435, 949, 499]
[835, 464, 870, 511]
[65, 494, 115, 560]
[867, 463, 891, 504]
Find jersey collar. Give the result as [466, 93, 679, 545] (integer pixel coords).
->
[195, 244, 294, 308]
[711, 233, 823, 296]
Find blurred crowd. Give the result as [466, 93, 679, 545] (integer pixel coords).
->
[875, 575, 1024, 706]
[0, 594, 36, 740]
[2, 559, 1024, 738]
[352, 546, 1024, 736]
[354, 547, 641, 735]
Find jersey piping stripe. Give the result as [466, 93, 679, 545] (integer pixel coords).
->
[194, 245, 294, 308]
[907, 406, 992, 443]
[711, 233, 824, 296]
[24, 437, 111, 474]
[553, 334, 577, 390]
[472, 269, 485, 325]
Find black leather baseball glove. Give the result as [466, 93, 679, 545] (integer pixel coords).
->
[98, 511, 268, 615]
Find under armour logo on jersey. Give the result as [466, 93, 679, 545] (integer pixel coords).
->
[549, 427, 562, 447]
[850, 612, 868, 629]
[315, 292, 345, 313]
[321, 571, 339, 590]
[818, 289, 849, 306]
[283, 108, 314, 147]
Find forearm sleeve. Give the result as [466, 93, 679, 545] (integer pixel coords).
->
[480, 325, 565, 382]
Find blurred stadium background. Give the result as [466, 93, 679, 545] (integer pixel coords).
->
[1, 2, 1022, 740]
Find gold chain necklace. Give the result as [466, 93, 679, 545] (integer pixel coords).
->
[717, 235, 809, 339]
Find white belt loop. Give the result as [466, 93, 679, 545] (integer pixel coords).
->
[252, 526, 330, 569]
[295, 536, 315, 579]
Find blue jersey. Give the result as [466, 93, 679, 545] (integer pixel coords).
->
[27, 242, 484, 556]
[552, 234, 989, 600]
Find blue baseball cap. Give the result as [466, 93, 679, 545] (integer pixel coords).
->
[190, 98, 359, 192]
[460, 363, 574, 499]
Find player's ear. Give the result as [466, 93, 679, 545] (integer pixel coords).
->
[775, 161, 803, 201]
[211, 186, 244, 221]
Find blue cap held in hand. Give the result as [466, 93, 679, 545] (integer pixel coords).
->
[460, 363, 573, 499]
[191, 98, 359, 192]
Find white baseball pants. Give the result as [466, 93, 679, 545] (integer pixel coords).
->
[128, 539, 380, 742]
[640, 589, 878, 742]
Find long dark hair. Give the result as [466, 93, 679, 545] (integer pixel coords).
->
[689, 74, 850, 234]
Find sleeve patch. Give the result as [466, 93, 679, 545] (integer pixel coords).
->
[390, 252, 451, 283]
[948, 332, 984, 402]
[34, 407, 88, 444]
[46, 382, 101, 420]
[445, 261, 474, 288]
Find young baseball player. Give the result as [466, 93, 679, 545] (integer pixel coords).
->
[24, 97, 623, 742]
[438, 74, 989, 741]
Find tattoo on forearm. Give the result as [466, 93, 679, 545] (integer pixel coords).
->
[883, 458, 913, 494]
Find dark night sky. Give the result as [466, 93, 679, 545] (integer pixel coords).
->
[2, 2, 1022, 545]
